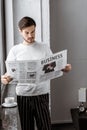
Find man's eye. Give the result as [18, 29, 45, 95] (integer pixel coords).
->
[31, 30, 35, 33]
[26, 32, 29, 34]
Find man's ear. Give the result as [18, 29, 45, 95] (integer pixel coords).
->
[18, 28, 22, 33]
[18, 28, 23, 35]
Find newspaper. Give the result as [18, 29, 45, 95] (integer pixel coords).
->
[6, 50, 67, 84]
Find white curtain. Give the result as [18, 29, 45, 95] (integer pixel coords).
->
[1, 0, 7, 75]
[0, 0, 7, 104]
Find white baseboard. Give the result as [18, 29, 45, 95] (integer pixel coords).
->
[51, 119, 72, 124]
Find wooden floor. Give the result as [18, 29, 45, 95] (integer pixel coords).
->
[52, 123, 75, 130]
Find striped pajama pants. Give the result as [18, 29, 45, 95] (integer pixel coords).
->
[17, 93, 51, 130]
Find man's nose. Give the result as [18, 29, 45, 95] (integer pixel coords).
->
[28, 33, 32, 37]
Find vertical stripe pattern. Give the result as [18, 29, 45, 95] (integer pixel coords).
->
[17, 93, 51, 130]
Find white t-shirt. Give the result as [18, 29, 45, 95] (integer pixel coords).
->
[6, 41, 53, 96]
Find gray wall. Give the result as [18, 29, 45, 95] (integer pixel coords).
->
[50, 0, 87, 123]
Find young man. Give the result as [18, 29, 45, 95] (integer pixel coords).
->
[1, 16, 71, 130]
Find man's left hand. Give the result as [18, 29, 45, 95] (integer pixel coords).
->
[62, 64, 72, 72]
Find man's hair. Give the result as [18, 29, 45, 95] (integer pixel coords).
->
[18, 16, 36, 30]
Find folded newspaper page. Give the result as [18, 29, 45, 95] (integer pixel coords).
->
[6, 50, 67, 84]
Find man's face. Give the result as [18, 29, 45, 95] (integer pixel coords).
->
[20, 25, 36, 44]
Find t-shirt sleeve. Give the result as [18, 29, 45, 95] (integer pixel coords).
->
[45, 45, 53, 56]
[6, 48, 16, 61]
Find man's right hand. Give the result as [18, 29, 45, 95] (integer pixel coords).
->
[1, 74, 13, 85]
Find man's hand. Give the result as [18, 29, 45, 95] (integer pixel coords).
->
[62, 64, 72, 72]
[1, 74, 13, 85]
